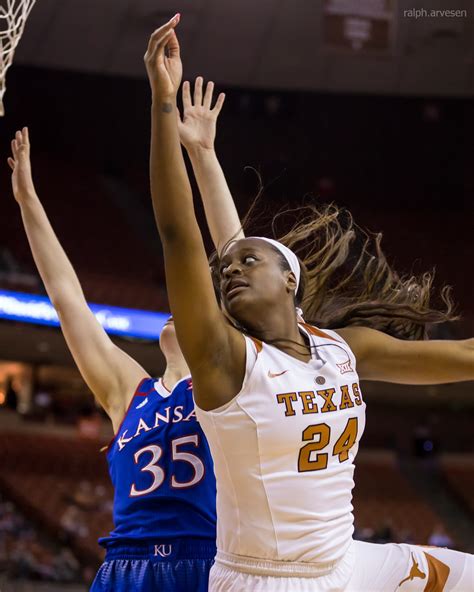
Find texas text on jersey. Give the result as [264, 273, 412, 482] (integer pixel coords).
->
[197, 325, 366, 566]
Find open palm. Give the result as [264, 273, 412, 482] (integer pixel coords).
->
[178, 78, 225, 151]
[8, 128, 35, 201]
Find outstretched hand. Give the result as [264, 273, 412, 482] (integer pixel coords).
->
[178, 77, 225, 151]
[144, 14, 182, 100]
[8, 127, 36, 202]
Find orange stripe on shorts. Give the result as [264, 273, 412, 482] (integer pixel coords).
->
[424, 552, 450, 592]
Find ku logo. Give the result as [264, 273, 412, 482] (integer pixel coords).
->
[337, 360, 354, 375]
[154, 543, 173, 558]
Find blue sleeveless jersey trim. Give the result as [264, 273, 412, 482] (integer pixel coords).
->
[105, 376, 152, 453]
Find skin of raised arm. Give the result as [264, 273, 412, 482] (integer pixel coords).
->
[144, 20, 246, 410]
[178, 77, 244, 252]
[8, 128, 148, 431]
[337, 326, 474, 384]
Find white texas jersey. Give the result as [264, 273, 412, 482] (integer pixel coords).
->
[196, 324, 366, 566]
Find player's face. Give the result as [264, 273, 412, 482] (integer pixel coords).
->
[218, 239, 293, 327]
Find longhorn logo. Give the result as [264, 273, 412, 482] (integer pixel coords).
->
[398, 553, 426, 587]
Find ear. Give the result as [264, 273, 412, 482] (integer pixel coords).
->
[285, 270, 297, 294]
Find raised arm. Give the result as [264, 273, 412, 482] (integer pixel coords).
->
[337, 326, 474, 385]
[8, 128, 148, 431]
[144, 18, 245, 410]
[178, 77, 244, 251]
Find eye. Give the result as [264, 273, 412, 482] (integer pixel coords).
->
[243, 255, 257, 265]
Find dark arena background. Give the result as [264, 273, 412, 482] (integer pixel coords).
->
[0, 0, 473, 590]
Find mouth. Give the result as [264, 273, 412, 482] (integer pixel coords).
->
[225, 280, 249, 301]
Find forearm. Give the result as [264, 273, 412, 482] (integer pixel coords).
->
[150, 98, 197, 244]
[383, 338, 474, 384]
[187, 146, 243, 251]
[341, 327, 474, 384]
[19, 193, 84, 307]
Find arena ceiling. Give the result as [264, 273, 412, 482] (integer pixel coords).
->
[14, 0, 474, 96]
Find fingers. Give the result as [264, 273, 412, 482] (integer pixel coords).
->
[145, 13, 180, 60]
[7, 157, 15, 171]
[203, 81, 214, 110]
[147, 14, 180, 50]
[182, 80, 192, 111]
[166, 30, 180, 59]
[10, 127, 30, 162]
[147, 29, 173, 64]
[212, 92, 226, 115]
[194, 76, 203, 106]
[16, 128, 30, 150]
[187, 77, 224, 113]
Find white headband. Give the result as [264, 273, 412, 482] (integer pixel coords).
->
[249, 237, 301, 291]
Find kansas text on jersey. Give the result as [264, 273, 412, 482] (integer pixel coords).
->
[100, 377, 216, 547]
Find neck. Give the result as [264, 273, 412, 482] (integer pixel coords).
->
[245, 304, 310, 362]
[162, 360, 189, 390]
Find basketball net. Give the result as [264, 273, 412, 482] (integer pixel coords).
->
[0, 0, 37, 116]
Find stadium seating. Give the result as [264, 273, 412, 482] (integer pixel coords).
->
[0, 432, 112, 564]
[0, 155, 167, 311]
[440, 455, 474, 516]
[352, 452, 451, 545]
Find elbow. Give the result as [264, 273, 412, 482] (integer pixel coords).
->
[158, 221, 201, 250]
[48, 282, 84, 313]
[460, 338, 474, 381]
[466, 338, 474, 358]
[463, 337, 474, 355]
[49, 294, 69, 315]
[158, 223, 181, 245]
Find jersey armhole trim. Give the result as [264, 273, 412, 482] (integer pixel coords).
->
[155, 375, 192, 398]
[103, 377, 150, 453]
[300, 323, 339, 342]
[249, 336, 263, 354]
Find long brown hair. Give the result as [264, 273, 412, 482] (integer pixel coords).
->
[211, 201, 457, 341]
[273, 203, 456, 340]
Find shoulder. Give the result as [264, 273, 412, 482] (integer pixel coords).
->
[334, 326, 398, 360]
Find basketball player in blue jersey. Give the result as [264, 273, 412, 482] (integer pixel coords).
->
[147, 17, 474, 591]
[7, 71, 242, 591]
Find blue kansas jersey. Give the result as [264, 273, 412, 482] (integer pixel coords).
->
[100, 377, 216, 547]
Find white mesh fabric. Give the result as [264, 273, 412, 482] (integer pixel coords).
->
[0, 0, 37, 115]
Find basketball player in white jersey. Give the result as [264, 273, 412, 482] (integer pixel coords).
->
[146, 16, 474, 591]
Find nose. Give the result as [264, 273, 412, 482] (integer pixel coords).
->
[223, 260, 244, 278]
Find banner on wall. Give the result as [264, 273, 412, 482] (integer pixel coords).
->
[323, 0, 396, 52]
[0, 289, 169, 340]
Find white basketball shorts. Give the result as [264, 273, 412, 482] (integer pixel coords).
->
[209, 540, 474, 591]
